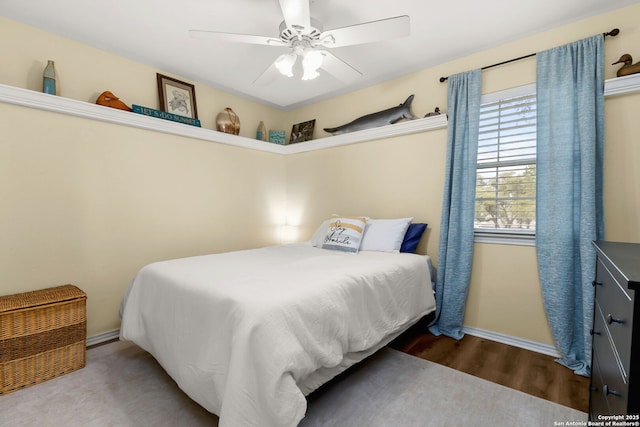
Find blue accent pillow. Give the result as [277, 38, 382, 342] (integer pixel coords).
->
[400, 223, 428, 253]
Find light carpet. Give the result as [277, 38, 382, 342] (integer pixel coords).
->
[0, 340, 587, 426]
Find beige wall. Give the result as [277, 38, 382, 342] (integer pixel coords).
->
[2, 4, 640, 345]
[604, 90, 640, 240]
[285, 130, 446, 258]
[0, 103, 286, 336]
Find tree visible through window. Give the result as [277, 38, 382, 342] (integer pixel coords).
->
[475, 92, 536, 234]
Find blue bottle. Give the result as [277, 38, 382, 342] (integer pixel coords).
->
[43, 60, 57, 95]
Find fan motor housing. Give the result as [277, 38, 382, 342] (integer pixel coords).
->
[278, 18, 323, 44]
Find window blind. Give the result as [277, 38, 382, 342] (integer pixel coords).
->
[475, 93, 537, 232]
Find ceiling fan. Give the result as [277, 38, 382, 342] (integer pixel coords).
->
[189, 0, 410, 83]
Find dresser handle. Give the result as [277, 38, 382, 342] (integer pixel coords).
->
[592, 280, 602, 287]
[603, 385, 622, 397]
[590, 329, 601, 336]
[607, 314, 624, 325]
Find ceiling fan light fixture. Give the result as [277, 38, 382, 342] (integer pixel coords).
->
[275, 53, 296, 77]
[301, 67, 319, 80]
[301, 49, 323, 80]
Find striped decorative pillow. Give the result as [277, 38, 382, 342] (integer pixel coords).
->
[322, 216, 366, 253]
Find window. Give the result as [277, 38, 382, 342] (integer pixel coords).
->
[475, 85, 536, 245]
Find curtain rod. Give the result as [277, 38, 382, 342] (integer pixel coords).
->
[438, 28, 620, 83]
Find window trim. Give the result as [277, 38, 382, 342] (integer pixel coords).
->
[481, 83, 535, 104]
[474, 84, 537, 246]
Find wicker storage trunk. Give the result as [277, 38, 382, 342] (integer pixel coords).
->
[0, 284, 87, 395]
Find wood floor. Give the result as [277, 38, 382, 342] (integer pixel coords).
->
[389, 322, 590, 413]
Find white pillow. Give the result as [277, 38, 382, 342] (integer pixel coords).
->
[360, 217, 413, 252]
[310, 219, 331, 247]
[321, 216, 367, 254]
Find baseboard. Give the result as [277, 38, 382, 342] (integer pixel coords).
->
[462, 326, 560, 358]
[86, 329, 120, 347]
[87, 327, 559, 358]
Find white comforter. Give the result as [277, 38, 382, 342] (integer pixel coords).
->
[119, 243, 436, 427]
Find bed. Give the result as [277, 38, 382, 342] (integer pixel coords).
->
[119, 220, 436, 427]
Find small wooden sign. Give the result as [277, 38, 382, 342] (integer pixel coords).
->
[132, 105, 201, 127]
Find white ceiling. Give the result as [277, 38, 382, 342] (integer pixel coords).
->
[2, 0, 637, 109]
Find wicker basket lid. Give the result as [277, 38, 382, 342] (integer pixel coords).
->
[0, 284, 86, 313]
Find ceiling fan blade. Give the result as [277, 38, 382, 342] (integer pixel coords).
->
[189, 30, 285, 46]
[278, 0, 311, 32]
[319, 50, 362, 83]
[320, 15, 410, 48]
[252, 60, 283, 86]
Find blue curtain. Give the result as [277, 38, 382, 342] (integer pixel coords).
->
[536, 35, 605, 376]
[429, 69, 482, 339]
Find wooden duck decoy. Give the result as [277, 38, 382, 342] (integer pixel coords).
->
[95, 91, 132, 111]
[612, 54, 640, 77]
[424, 107, 441, 117]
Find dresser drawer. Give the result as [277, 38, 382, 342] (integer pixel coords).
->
[593, 300, 629, 415]
[589, 350, 610, 419]
[595, 258, 634, 370]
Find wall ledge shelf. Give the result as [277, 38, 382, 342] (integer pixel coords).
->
[0, 83, 447, 155]
[2, 73, 638, 154]
[604, 72, 640, 97]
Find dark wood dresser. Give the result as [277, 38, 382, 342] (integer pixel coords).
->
[590, 241, 640, 419]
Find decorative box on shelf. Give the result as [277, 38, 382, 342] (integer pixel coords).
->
[0, 284, 87, 395]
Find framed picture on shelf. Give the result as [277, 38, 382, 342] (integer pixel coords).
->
[156, 73, 198, 119]
[269, 130, 286, 145]
[289, 119, 315, 144]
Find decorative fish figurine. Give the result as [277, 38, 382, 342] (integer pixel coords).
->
[612, 54, 640, 77]
[324, 95, 417, 135]
[95, 91, 132, 111]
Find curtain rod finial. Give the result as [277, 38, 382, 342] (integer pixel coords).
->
[439, 76, 448, 83]
[605, 28, 620, 37]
